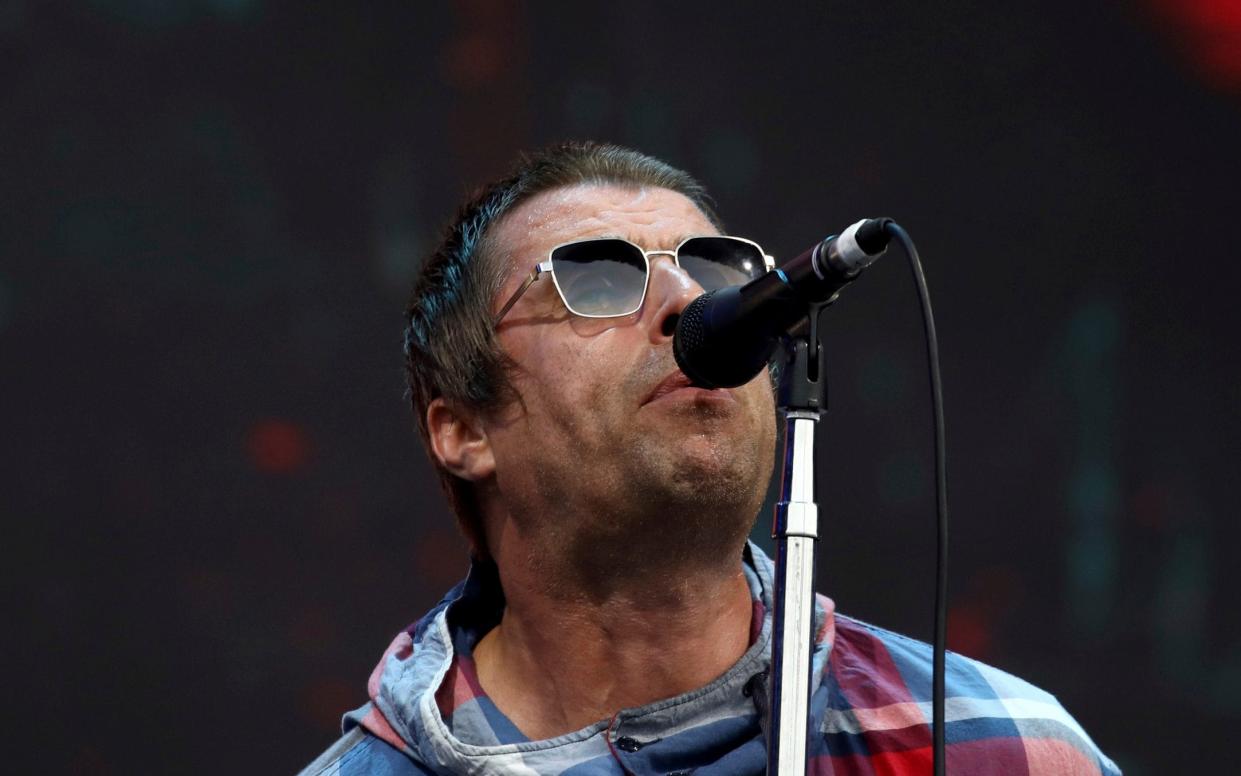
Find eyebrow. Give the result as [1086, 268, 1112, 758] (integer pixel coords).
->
[594, 233, 713, 250]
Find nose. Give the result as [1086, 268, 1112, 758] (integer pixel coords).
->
[643, 255, 704, 344]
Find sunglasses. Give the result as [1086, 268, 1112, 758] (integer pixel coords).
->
[493, 235, 775, 326]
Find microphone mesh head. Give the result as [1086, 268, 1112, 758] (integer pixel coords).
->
[674, 287, 775, 389]
[673, 292, 712, 385]
[678, 294, 708, 350]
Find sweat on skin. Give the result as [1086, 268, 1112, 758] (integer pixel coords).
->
[425, 183, 778, 741]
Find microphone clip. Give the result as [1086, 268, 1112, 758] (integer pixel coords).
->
[776, 303, 829, 415]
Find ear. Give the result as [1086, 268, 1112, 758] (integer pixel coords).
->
[426, 397, 496, 482]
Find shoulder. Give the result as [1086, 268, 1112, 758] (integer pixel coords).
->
[297, 728, 437, 776]
[822, 614, 1122, 775]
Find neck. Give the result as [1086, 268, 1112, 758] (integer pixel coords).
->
[472, 527, 755, 741]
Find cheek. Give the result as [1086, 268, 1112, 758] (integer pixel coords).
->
[741, 371, 777, 414]
[528, 325, 638, 397]
[567, 312, 639, 338]
[519, 342, 614, 438]
[741, 378, 779, 447]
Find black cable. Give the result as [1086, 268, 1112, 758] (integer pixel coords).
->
[886, 222, 949, 776]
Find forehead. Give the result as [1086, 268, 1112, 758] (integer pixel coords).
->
[489, 183, 720, 270]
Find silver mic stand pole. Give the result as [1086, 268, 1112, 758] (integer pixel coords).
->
[767, 318, 827, 776]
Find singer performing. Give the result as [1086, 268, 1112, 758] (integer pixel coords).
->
[299, 142, 1120, 776]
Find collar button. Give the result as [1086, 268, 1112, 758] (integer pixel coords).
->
[614, 735, 643, 753]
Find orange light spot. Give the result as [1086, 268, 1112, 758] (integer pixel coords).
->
[246, 419, 310, 473]
[948, 604, 992, 659]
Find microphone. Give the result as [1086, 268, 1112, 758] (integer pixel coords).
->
[673, 218, 893, 389]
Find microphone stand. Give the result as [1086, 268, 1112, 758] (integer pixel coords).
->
[767, 306, 827, 776]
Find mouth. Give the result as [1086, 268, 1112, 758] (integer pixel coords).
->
[643, 369, 736, 406]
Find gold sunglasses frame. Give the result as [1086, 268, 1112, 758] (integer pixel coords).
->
[492, 235, 775, 327]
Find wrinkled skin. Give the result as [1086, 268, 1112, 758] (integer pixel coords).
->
[482, 183, 777, 599]
[426, 183, 778, 739]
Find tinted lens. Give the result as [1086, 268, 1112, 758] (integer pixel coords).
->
[677, 237, 766, 292]
[550, 239, 648, 317]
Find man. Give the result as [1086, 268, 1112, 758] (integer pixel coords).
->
[301, 143, 1120, 775]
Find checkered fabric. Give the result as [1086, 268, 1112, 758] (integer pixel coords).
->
[299, 544, 1120, 775]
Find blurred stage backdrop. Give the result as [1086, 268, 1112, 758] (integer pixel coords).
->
[4, 1, 1240, 772]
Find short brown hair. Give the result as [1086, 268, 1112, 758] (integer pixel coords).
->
[403, 141, 723, 555]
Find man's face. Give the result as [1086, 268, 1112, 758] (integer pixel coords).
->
[480, 183, 777, 574]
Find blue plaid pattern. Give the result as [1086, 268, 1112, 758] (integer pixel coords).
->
[299, 544, 1120, 775]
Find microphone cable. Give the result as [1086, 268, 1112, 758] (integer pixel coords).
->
[885, 221, 949, 776]
[672, 217, 949, 774]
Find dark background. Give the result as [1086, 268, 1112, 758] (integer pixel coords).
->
[4, 1, 1239, 772]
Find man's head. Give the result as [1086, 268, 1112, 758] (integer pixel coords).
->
[405, 143, 776, 575]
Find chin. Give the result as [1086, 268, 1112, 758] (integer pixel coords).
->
[664, 446, 768, 519]
[618, 421, 774, 526]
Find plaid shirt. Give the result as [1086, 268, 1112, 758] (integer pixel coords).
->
[300, 544, 1120, 775]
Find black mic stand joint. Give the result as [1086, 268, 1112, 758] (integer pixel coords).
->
[767, 304, 829, 776]
[776, 309, 828, 413]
